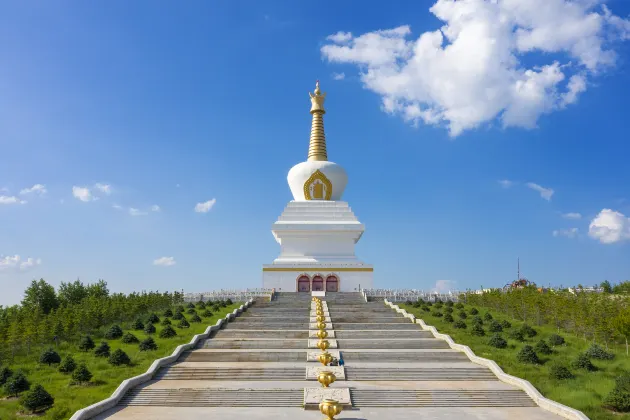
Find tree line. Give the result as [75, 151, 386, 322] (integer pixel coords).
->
[0, 279, 184, 362]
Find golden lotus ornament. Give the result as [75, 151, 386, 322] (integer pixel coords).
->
[316, 315, 326, 323]
[317, 371, 337, 388]
[316, 329, 328, 339]
[315, 308, 324, 316]
[319, 398, 343, 419]
[318, 351, 333, 366]
[316, 321, 326, 330]
[317, 339, 330, 351]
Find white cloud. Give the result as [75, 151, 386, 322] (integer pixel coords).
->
[151, 205, 161, 212]
[94, 183, 112, 195]
[0, 255, 42, 271]
[195, 198, 217, 213]
[20, 184, 47, 195]
[0, 195, 26, 205]
[498, 179, 514, 188]
[321, 0, 630, 136]
[332, 72, 346, 80]
[129, 208, 148, 216]
[562, 212, 582, 219]
[553, 227, 578, 238]
[432, 279, 457, 293]
[153, 256, 176, 267]
[588, 209, 630, 244]
[72, 186, 94, 202]
[112, 204, 123, 210]
[526, 182, 554, 201]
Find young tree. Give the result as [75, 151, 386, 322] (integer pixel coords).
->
[601, 280, 613, 294]
[21, 384, 54, 413]
[108, 349, 131, 366]
[4, 371, 30, 397]
[78, 336, 95, 352]
[0, 366, 13, 385]
[105, 325, 123, 339]
[139, 337, 158, 351]
[21, 279, 59, 315]
[58, 279, 88, 305]
[72, 364, 92, 384]
[94, 342, 111, 358]
[159, 325, 177, 338]
[144, 322, 156, 334]
[39, 348, 61, 366]
[58, 355, 77, 373]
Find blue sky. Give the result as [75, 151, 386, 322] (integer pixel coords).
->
[1, 0, 630, 305]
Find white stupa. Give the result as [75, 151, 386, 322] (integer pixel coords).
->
[262, 81, 374, 293]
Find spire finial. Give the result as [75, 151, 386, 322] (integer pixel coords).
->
[307, 80, 328, 161]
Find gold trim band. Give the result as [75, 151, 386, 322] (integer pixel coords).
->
[263, 267, 373, 272]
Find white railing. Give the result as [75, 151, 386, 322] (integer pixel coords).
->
[183, 288, 274, 303]
[363, 288, 460, 302]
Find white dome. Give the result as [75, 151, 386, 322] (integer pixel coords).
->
[287, 160, 348, 201]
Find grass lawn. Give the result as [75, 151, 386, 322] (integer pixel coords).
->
[0, 302, 243, 420]
[399, 302, 630, 420]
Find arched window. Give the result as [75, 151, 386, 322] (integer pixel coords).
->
[312, 275, 324, 291]
[325, 275, 339, 292]
[297, 275, 310, 292]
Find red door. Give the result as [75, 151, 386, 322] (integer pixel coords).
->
[298, 276, 310, 292]
[312, 276, 324, 291]
[326, 276, 338, 292]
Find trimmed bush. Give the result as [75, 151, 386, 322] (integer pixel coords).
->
[508, 329, 525, 342]
[432, 310, 443, 317]
[178, 318, 191, 328]
[196, 301, 206, 309]
[458, 311, 467, 319]
[72, 364, 92, 384]
[39, 348, 61, 366]
[535, 339, 553, 355]
[202, 310, 214, 318]
[472, 316, 483, 325]
[161, 318, 172, 326]
[500, 320, 512, 329]
[444, 314, 454, 323]
[444, 306, 454, 314]
[144, 322, 156, 334]
[148, 313, 160, 323]
[405, 300, 413, 306]
[226, 298, 233, 305]
[455, 303, 464, 309]
[163, 308, 173, 317]
[603, 373, 630, 412]
[0, 367, 13, 385]
[549, 363, 574, 380]
[172, 311, 184, 320]
[175, 305, 185, 313]
[483, 312, 493, 321]
[139, 337, 158, 351]
[190, 314, 202, 323]
[488, 321, 503, 333]
[469, 308, 479, 315]
[159, 325, 177, 338]
[516, 345, 540, 364]
[488, 333, 507, 349]
[548, 334, 565, 346]
[572, 353, 596, 371]
[109, 349, 131, 366]
[132, 319, 144, 330]
[105, 325, 123, 339]
[78, 336, 95, 352]
[426, 301, 433, 307]
[519, 324, 537, 338]
[58, 355, 77, 373]
[21, 384, 54, 413]
[94, 341, 110, 358]
[186, 302, 195, 309]
[4, 371, 30, 397]
[445, 301, 454, 307]
[122, 332, 139, 344]
[421, 306, 430, 312]
[585, 343, 615, 360]
[453, 320, 467, 329]
[219, 300, 227, 307]
[471, 323, 485, 336]
[434, 302, 443, 309]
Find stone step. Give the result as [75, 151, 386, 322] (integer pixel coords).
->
[345, 367, 497, 381]
[349, 389, 537, 407]
[334, 323, 417, 330]
[337, 339, 450, 349]
[155, 367, 305, 380]
[203, 340, 307, 349]
[334, 331, 434, 338]
[119, 389, 303, 407]
[215, 330, 309, 339]
[227, 323, 310, 329]
[331, 317, 410, 323]
[342, 351, 469, 362]
[181, 351, 307, 362]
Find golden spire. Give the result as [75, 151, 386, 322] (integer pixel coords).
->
[307, 80, 328, 161]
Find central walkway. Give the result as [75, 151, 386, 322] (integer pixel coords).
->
[100, 293, 562, 419]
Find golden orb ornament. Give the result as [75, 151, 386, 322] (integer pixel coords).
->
[316, 321, 326, 330]
[315, 309, 324, 316]
[316, 315, 326, 323]
[317, 339, 330, 351]
[317, 371, 336, 388]
[316, 329, 328, 339]
[312, 297, 319, 302]
[319, 398, 343, 419]
[318, 351, 333, 366]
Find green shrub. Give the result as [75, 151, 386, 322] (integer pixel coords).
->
[421, 306, 430, 312]
[21, 384, 54, 413]
[0, 367, 13, 385]
[178, 318, 191, 328]
[148, 313, 160, 323]
[585, 343, 615, 360]
[58, 355, 76, 373]
[458, 311, 467, 319]
[535, 339, 553, 355]
[548, 334, 565, 346]
[488, 321, 503, 333]
[444, 314, 454, 323]
[549, 363, 574, 380]
[159, 325, 177, 338]
[432, 311, 443, 317]
[500, 320, 512, 329]
[444, 306, 453, 314]
[434, 302, 443, 309]
[39, 348, 61, 366]
[139, 337, 158, 351]
[445, 301, 454, 307]
[172, 312, 184, 320]
[519, 324, 537, 338]
[453, 320, 467, 329]
[175, 305, 185, 313]
[483, 312, 493, 321]
[105, 325, 123, 339]
[471, 323, 485, 336]
[4, 371, 30, 397]
[122, 332, 139, 344]
[226, 298, 233, 305]
[202, 310, 214, 318]
[488, 333, 507, 349]
[412, 302, 422, 308]
[186, 302, 195, 309]
[196, 301, 206, 309]
[72, 364, 92, 384]
[425, 301, 433, 307]
[603, 372, 630, 412]
[161, 318, 172, 326]
[455, 302, 464, 309]
[405, 300, 413, 306]
[78, 336, 95, 352]
[163, 308, 173, 317]
[516, 345, 540, 364]
[144, 322, 156, 334]
[108, 349, 131, 366]
[190, 314, 202, 323]
[572, 353, 596, 371]
[94, 341, 110, 358]
[186, 308, 197, 315]
[469, 308, 479, 315]
[509, 329, 525, 342]
[472, 315, 483, 325]
[132, 319, 144, 330]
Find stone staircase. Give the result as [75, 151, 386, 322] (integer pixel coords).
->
[105, 292, 562, 419]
